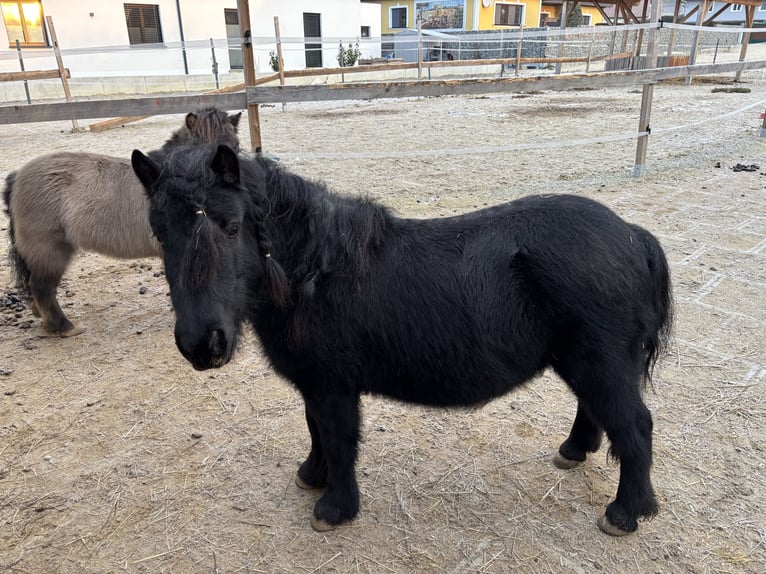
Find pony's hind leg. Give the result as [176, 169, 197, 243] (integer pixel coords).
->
[596, 397, 657, 536]
[27, 245, 83, 336]
[555, 353, 657, 535]
[553, 402, 603, 469]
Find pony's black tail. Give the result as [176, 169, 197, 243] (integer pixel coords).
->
[633, 224, 674, 385]
[3, 171, 32, 298]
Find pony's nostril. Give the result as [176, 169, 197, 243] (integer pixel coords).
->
[208, 329, 227, 357]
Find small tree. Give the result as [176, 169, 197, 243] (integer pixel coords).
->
[336, 41, 361, 67]
[567, 5, 583, 27]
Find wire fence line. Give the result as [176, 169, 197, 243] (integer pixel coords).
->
[273, 95, 766, 161]
[0, 22, 761, 72]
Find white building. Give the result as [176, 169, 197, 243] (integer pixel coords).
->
[0, 1, 381, 83]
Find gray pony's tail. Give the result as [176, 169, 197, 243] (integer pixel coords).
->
[3, 172, 32, 297]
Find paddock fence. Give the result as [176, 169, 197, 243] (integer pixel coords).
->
[1, 20, 766, 174]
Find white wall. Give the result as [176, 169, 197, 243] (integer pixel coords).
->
[249, 0, 382, 71]
[0, 0, 380, 79]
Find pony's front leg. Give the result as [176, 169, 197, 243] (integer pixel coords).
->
[302, 392, 361, 531]
[295, 404, 328, 489]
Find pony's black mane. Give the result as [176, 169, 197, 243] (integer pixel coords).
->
[154, 144, 395, 293]
[257, 159, 394, 283]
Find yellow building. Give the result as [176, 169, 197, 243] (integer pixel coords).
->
[363, 1, 604, 35]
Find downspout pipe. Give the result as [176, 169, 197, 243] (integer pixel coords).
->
[176, 0, 189, 74]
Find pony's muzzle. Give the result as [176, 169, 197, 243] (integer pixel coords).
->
[175, 325, 232, 370]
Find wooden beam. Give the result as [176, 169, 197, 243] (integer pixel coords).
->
[245, 60, 766, 105]
[591, 1, 614, 26]
[679, 4, 700, 24]
[634, 0, 662, 177]
[273, 16, 286, 111]
[687, 0, 709, 84]
[255, 53, 629, 82]
[237, 0, 262, 153]
[4, 60, 765, 127]
[89, 81, 247, 132]
[46, 16, 78, 131]
[0, 69, 70, 82]
[666, 0, 682, 57]
[88, 115, 148, 132]
[704, 5, 730, 25]
[736, 5, 756, 82]
[0, 92, 246, 125]
[556, 0, 568, 75]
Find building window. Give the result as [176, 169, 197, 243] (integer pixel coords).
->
[494, 3, 524, 26]
[361, 25, 370, 38]
[124, 3, 163, 45]
[582, 14, 592, 25]
[731, 4, 743, 11]
[1, 1, 46, 47]
[390, 6, 407, 29]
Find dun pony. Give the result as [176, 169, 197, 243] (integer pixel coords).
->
[2, 107, 241, 336]
[132, 144, 673, 536]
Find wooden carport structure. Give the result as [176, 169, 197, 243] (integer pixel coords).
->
[550, 0, 760, 79]
[551, 0, 761, 28]
[665, 0, 762, 80]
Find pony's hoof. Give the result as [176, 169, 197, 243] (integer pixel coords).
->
[552, 452, 584, 470]
[597, 514, 634, 537]
[310, 515, 337, 532]
[58, 325, 87, 338]
[295, 474, 316, 490]
[42, 324, 86, 338]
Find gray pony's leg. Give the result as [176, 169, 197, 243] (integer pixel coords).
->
[28, 244, 84, 336]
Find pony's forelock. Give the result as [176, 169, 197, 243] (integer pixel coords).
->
[177, 214, 223, 291]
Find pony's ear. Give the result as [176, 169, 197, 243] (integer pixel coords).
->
[131, 150, 160, 197]
[185, 112, 198, 131]
[211, 145, 240, 186]
[228, 111, 242, 129]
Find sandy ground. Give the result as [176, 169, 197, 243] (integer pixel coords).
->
[1, 70, 765, 573]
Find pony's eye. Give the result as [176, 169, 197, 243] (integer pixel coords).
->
[226, 224, 239, 238]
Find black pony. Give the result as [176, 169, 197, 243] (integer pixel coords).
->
[132, 144, 673, 536]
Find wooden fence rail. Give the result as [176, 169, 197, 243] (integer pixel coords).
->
[245, 59, 766, 104]
[0, 69, 70, 82]
[3, 59, 764, 126]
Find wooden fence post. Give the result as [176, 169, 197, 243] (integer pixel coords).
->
[417, 22, 423, 80]
[555, 0, 568, 75]
[634, 0, 661, 177]
[687, 0, 708, 85]
[274, 16, 286, 112]
[45, 16, 79, 131]
[735, 6, 756, 82]
[237, 0, 262, 153]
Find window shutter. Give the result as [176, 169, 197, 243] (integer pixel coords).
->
[124, 4, 163, 45]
